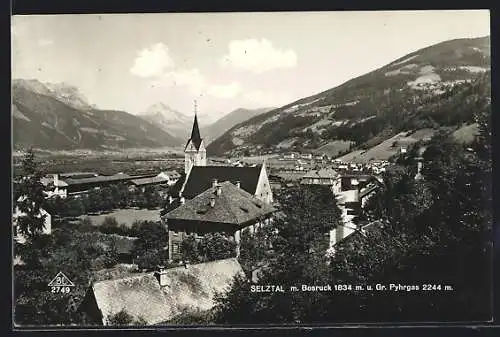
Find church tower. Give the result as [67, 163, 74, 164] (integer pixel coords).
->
[184, 100, 207, 174]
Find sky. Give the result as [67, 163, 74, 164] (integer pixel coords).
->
[12, 10, 490, 122]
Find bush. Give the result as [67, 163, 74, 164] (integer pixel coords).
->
[100, 216, 119, 234]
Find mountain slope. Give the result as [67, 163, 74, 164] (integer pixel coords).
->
[207, 36, 490, 156]
[137, 103, 192, 140]
[12, 79, 96, 111]
[204, 107, 275, 144]
[12, 80, 183, 150]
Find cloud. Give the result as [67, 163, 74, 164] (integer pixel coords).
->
[220, 38, 297, 73]
[37, 38, 54, 47]
[130, 43, 175, 77]
[153, 68, 242, 99]
[243, 89, 292, 106]
[153, 68, 207, 95]
[207, 82, 242, 99]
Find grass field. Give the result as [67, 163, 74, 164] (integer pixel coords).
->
[79, 207, 162, 227]
[337, 128, 436, 163]
[452, 123, 479, 144]
[315, 140, 353, 157]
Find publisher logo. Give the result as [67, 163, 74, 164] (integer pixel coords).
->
[48, 271, 75, 294]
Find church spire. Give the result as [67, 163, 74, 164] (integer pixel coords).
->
[186, 99, 202, 151]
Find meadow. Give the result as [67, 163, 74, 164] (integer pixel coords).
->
[78, 207, 162, 227]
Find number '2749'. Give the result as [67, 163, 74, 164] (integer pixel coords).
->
[51, 286, 71, 293]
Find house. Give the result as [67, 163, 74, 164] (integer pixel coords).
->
[326, 174, 383, 250]
[170, 107, 274, 205]
[48, 172, 153, 197]
[79, 273, 171, 325]
[164, 181, 276, 261]
[12, 196, 52, 244]
[300, 168, 339, 185]
[79, 258, 244, 326]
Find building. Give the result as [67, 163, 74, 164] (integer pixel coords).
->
[164, 181, 276, 261]
[327, 174, 383, 251]
[130, 170, 181, 192]
[79, 258, 244, 326]
[176, 164, 273, 204]
[79, 274, 172, 325]
[170, 106, 274, 205]
[300, 168, 340, 185]
[13, 196, 52, 244]
[184, 104, 207, 175]
[46, 172, 155, 198]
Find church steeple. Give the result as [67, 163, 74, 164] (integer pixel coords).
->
[184, 99, 206, 174]
[187, 100, 202, 151]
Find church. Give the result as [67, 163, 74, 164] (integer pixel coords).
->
[170, 105, 274, 205]
[163, 104, 276, 261]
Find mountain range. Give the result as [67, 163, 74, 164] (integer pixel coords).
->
[12, 79, 183, 150]
[11, 79, 275, 151]
[138, 104, 274, 144]
[207, 36, 491, 157]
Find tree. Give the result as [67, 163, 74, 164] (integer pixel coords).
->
[198, 233, 237, 262]
[133, 221, 168, 270]
[108, 310, 134, 326]
[180, 234, 201, 263]
[15, 148, 47, 240]
[214, 185, 342, 324]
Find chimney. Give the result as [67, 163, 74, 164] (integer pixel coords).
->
[180, 196, 185, 205]
[53, 174, 59, 186]
[216, 185, 222, 196]
[235, 180, 241, 189]
[210, 197, 216, 208]
[212, 178, 218, 188]
[154, 265, 168, 287]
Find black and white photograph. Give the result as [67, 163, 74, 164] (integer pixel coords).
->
[11, 10, 492, 328]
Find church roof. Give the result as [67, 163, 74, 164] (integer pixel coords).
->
[165, 181, 276, 226]
[185, 114, 203, 151]
[181, 165, 262, 199]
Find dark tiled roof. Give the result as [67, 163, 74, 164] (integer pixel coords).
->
[359, 183, 379, 199]
[164, 170, 181, 179]
[63, 173, 133, 186]
[181, 165, 262, 199]
[166, 181, 276, 226]
[131, 176, 169, 186]
[59, 172, 98, 179]
[185, 114, 203, 151]
[302, 168, 339, 179]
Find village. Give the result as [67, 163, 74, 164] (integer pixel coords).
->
[12, 110, 426, 326]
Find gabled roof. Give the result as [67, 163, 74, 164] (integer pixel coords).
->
[131, 176, 169, 186]
[91, 274, 171, 325]
[185, 114, 203, 151]
[166, 181, 276, 226]
[359, 183, 379, 199]
[159, 258, 244, 321]
[63, 173, 132, 186]
[181, 165, 263, 199]
[302, 168, 339, 179]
